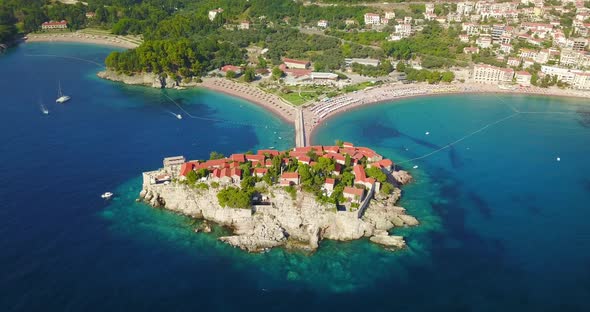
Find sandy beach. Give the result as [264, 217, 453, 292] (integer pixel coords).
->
[199, 78, 297, 123]
[26, 32, 140, 49]
[303, 82, 590, 145]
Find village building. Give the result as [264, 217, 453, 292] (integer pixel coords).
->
[254, 168, 267, 178]
[41, 20, 68, 30]
[283, 58, 310, 69]
[343, 187, 365, 204]
[239, 21, 250, 30]
[324, 178, 335, 194]
[208, 8, 223, 21]
[515, 71, 532, 86]
[221, 65, 242, 75]
[472, 64, 515, 84]
[464, 46, 480, 54]
[507, 57, 521, 67]
[572, 72, 590, 89]
[364, 13, 381, 25]
[317, 20, 328, 28]
[345, 58, 380, 67]
[280, 172, 300, 186]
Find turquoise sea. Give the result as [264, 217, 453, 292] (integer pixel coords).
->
[1, 43, 590, 311]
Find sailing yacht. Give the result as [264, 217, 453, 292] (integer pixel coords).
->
[55, 81, 71, 103]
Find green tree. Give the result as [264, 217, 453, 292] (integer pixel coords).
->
[271, 66, 284, 80]
[225, 70, 237, 79]
[243, 67, 256, 82]
[210, 151, 225, 160]
[186, 170, 198, 185]
[366, 166, 387, 183]
[441, 71, 455, 83]
[381, 182, 394, 195]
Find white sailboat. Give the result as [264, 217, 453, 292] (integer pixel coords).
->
[55, 81, 71, 103]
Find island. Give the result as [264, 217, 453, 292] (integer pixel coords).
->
[139, 142, 418, 253]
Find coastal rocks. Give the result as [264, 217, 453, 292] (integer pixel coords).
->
[139, 169, 419, 253]
[195, 221, 212, 233]
[97, 70, 200, 89]
[392, 170, 413, 185]
[370, 230, 406, 250]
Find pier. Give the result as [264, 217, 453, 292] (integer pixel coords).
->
[295, 109, 307, 147]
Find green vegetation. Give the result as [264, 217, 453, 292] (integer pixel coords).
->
[217, 186, 253, 209]
[351, 61, 393, 77]
[210, 151, 225, 160]
[383, 22, 465, 68]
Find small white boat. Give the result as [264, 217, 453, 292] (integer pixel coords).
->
[176, 114, 182, 119]
[101, 192, 114, 199]
[40, 103, 49, 115]
[56, 81, 71, 103]
[556, 157, 561, 162]
[425, 131, 430, 135]
[413, 165, 419, 169]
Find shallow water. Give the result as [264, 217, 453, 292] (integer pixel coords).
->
[1, 43, 590, 311]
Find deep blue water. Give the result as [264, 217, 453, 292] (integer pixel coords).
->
[1, 43, 590, 311]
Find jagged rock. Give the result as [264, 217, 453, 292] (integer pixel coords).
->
[195, 221, 212, 233]
[370, 233, 406, 250]
[392, 170, 413, 185]
[398, 214, 420, 226]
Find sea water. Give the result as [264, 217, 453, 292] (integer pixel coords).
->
[1, 43, 590, 311]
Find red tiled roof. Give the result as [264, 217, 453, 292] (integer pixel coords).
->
[258, 149, 280, 156]
[281, 172, 299, 179]
[298, 156, 311, 163]
[205, 158, 228, 168]
[254, 168, 268, 175]
[293, 146, 313, 153]
[344, 186, 364, 196]
[289, 151, 308, 158]
[325, 178, 335, 185]
[221, 65, 242, 72]
[179, 162, 195, 176]
[230, 168, 242, 178]
[324, 146, 339, 153]
[231, 154, 246, 162]
[343, 142, 354, 147]
[246, 154, 265, 162]
[353, 165, 367, 180]
[378, 159, 393, 167]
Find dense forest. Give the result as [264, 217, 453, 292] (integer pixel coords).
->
[102, 0, 396, 79]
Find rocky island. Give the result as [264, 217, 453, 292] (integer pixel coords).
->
[139, 142, 418, 253]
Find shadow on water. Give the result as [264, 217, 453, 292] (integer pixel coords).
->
[362, 121, 442, 150]
[466, 191, 493, 219]
[576, 110, 590, 128]
[448, 146, 463, 169]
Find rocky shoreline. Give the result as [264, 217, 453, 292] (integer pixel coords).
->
[138, 170, 418, 253]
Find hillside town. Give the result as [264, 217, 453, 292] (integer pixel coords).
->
[203, 1, 590, 91]
[150, 142, 400, 211]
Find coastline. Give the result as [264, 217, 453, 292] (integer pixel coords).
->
[97, 68, 297, 123]
[305, 82, 590, 145]
[199, 78, 296, 123]
[25, 32, 140, 49]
